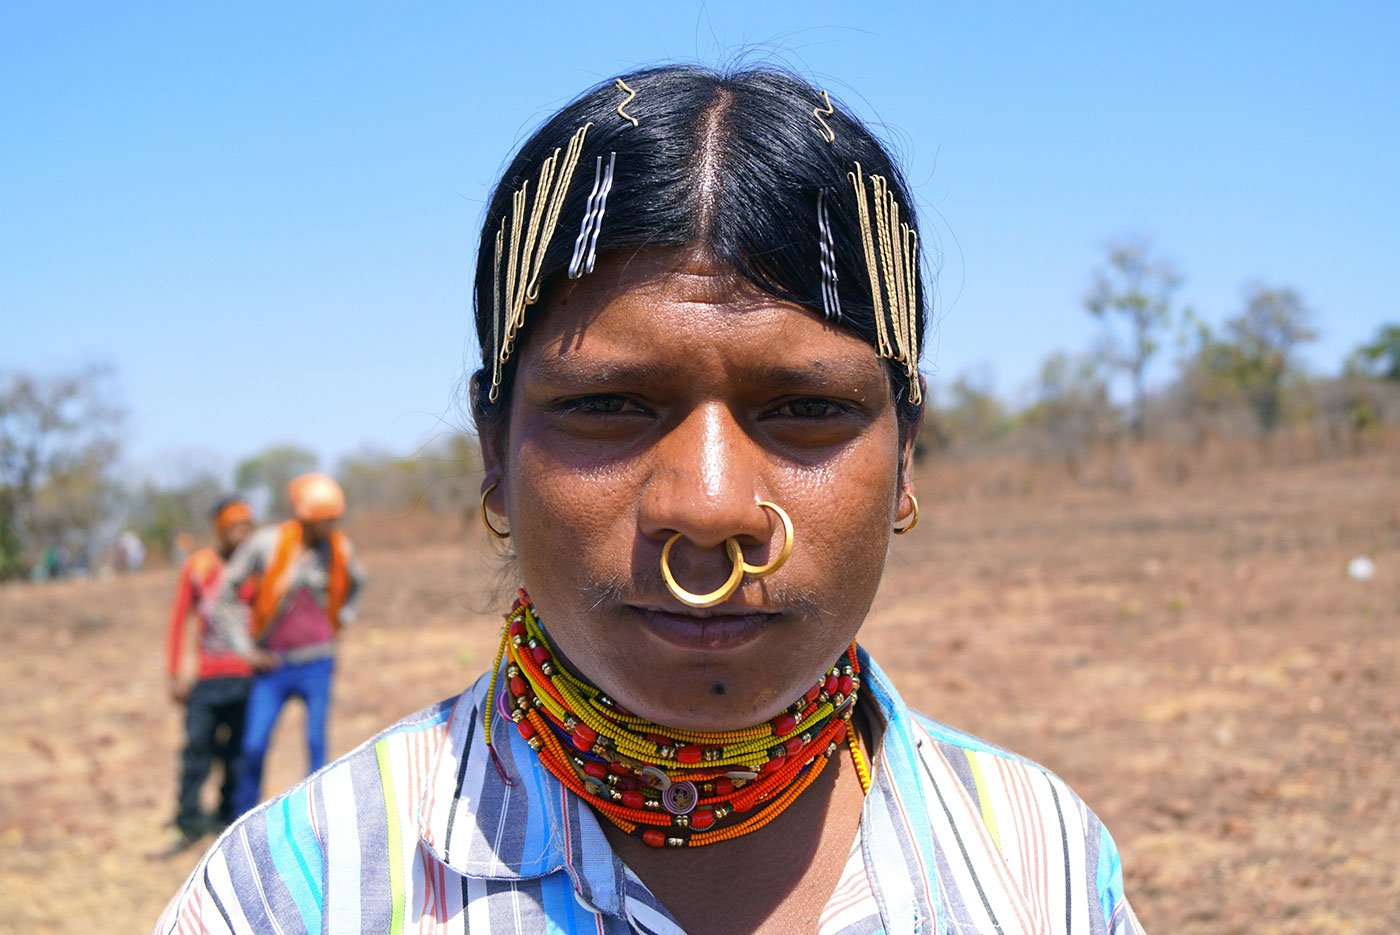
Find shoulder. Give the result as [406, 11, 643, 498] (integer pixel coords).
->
[153, 695, 459, 934]
[862, 652, 1116, 855]
[905, 708, 1100, 832]
[185, 548, 219, 579]
[858, 650, 1138, 932]
[240, 525, 285, 558]
[895, 708, 1136, 932]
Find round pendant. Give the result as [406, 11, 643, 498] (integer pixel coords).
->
[496, 683, 515, 723]
[639, 765, 671, 791]
[662, 780, 698, 815]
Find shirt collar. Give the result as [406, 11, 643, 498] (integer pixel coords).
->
[854, 648, 940, 935]
[415, 672, 634, 915]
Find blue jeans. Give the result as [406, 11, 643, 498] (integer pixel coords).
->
[232, 656, 334, 817]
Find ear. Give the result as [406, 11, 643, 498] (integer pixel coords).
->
[895, 377, 926, 517]
[471, 371, 508, 510]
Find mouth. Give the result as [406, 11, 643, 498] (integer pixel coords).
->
[626, 601, 781, 652]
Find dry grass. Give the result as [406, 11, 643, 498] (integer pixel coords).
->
[1, 450, 1397, 933]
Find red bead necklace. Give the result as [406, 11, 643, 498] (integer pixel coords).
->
[483, 591, 871, 848]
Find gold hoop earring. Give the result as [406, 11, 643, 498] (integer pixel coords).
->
[660, 535, 745, 608]
[741, 501, 794, 576]
[893, 492, 919, 535]
[480, 482, 510, 540]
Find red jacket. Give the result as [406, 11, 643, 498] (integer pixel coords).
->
[165, 548, 254, 680]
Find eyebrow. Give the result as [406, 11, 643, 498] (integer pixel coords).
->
[525, 356, 678, 389]
[524, 355, 884, 393]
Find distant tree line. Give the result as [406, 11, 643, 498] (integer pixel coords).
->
[918, 237, 1400, 472]
[0, 365, 124, 579]
[4, 236, 1397, 577]
[0, 370, 484, 578]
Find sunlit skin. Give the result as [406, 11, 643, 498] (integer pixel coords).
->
[300, 517, 337, 547]
[479, 248, 920, 932]
[476, 248, 926, 931]
[480, 249, 918, 731]
[217, 519, 252, 559]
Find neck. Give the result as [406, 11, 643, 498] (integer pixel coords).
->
[487, 592, 869, 850]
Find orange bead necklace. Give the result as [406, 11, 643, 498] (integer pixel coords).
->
[483, 591, 870, 848]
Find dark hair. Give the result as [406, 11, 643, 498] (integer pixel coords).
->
[470, 64, 927, 432]
[209, 496, 248, 522]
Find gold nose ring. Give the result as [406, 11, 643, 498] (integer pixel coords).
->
[741, 501, 793, 577]
[660, 535, 745, 609]
[659, 501, 795, 608]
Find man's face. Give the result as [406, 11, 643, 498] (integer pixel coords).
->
[481, 249, 916, 731]
[218, 519, 252, 553]
[301, 518, 338, 544]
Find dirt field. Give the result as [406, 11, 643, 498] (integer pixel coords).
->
[1, 452, 1397, 933]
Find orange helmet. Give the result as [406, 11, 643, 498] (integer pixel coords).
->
[287, 472, 346, 522]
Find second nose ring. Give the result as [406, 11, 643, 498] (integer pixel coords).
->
[659, 501, 794, 609]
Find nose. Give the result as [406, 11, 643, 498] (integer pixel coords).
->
[638, 402, 774, 564]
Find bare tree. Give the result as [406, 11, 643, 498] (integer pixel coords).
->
[943, 371, 1011, 452]
[234, 444, 319, 519]
[128, 469, 226, 561]
[1020, 352, 1118, 475]
[0, 364, 124, 577]
[1186, 283, 1318, 434]
[1347, 323, 1400, 382]
[1085, 237, 1183, 439]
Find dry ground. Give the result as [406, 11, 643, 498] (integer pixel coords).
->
[1, 452, 1397, 933]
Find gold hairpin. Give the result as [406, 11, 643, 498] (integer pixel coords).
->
[490, 123, 593, 401]
[813, 90, 836, 144]
[615, 79, 639, 128]
[847, 162, 921, 406]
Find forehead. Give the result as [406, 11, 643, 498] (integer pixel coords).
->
[514, 249, 888, 394]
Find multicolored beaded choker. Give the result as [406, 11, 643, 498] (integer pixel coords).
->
[484, 591, 872, 849]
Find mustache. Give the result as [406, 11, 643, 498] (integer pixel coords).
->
[579, 570, 831, 620]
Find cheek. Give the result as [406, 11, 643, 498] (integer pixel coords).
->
[507, 429, 641, 591]
[784, 442, 899, 609]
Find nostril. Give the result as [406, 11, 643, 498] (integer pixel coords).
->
[740, 501, 793, 578]
[660, 535, 746, 609]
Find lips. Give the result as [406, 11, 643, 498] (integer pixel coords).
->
[628, 603, 779, 652]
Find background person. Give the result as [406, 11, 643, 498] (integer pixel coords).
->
[215, 471, 364, 818]
[158, 496, 255, 856]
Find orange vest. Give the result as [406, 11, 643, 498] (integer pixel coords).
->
[250, 520, 350, 639]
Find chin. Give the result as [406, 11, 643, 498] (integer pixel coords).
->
[602, 657, 804, 733]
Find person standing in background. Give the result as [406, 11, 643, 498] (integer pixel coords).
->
[159, 496, 255, 857]
[216, 472, 365, 818]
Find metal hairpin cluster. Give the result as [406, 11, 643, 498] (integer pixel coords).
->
[489, 123, 592, 402]
[846, 161, 922, 406]
[569, 152, 616, 279]
[816, 188, 841, 321]
[488, 80, 640, 402]
[812, 91, 921, 403]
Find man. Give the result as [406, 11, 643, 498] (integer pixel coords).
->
[215, 472, 365, 818]
[159, 67, 1141, 933]
[159, 496, 255, 857]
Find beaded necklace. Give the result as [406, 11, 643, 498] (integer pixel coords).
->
[484, 591, 872, 849]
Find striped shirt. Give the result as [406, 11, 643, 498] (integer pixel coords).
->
[156, 650, 1144, 933]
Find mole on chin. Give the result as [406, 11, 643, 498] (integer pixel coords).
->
[710, 682, 726, 696]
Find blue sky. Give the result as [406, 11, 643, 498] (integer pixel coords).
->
[3, 1, 1396, 480]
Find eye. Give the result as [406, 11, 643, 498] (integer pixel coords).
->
[556, 394, 648, 416]
[769, 397, 849, 419]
